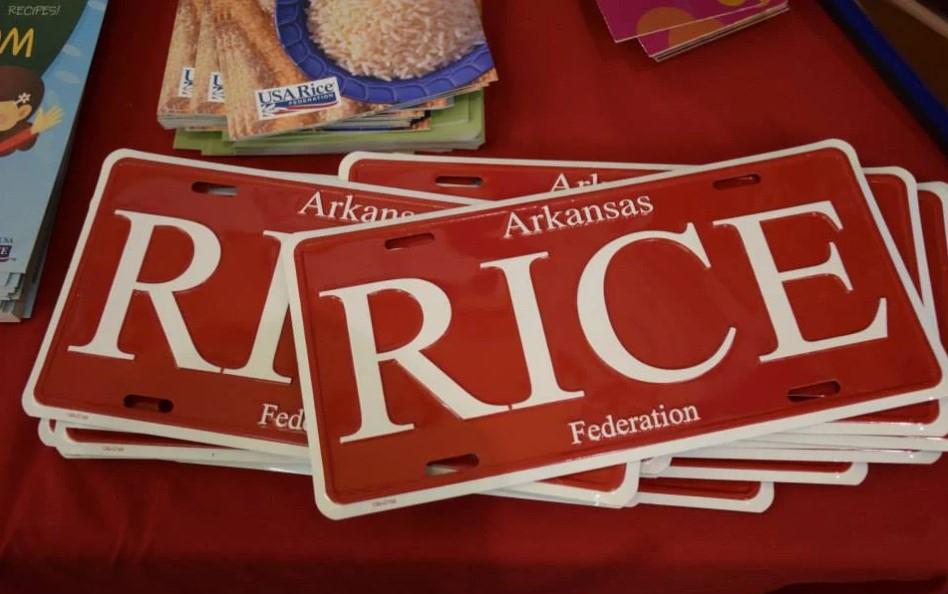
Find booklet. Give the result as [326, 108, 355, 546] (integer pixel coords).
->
[0, 0, 108, 321]
[639, 1, 789, 60]
[596, 0, 768, 42]
[209, 0, 497, 140]
[174, 89, 484, 156]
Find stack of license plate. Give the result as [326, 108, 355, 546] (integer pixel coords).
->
[24, 140, 948, 519]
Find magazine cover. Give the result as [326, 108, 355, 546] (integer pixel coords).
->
[0, 0, 108, 320]
[211, 0, 497, 140]
[156, 0, 200, 124]
[191, 0, 225, 119]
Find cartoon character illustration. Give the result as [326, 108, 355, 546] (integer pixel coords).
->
[0, 65, 63, 158]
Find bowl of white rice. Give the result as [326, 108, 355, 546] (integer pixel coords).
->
[275, 0, 494, 104]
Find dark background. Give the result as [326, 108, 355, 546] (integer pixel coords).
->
[1, 1, 946, 593]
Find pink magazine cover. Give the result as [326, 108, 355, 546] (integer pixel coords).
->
[638, 0, 788, 57]
[595, 0, 768, 42]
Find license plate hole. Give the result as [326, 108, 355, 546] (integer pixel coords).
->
[435, 175, 483, 188]
[425, 453, 480, 475]
[192, 181, 238, 196]
[712, 174, 761, 190]
[385, 232, 435, 250]
[787, 380, 841, 402]
[123, 394, 174, 413]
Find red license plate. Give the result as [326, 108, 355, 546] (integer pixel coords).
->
[662, 458, 868, 485]
[22, 151, 476, 457]
[633, 477, 774, 512]
[287, 140, 944, 517]
[671, 458, 853, 473]
[25, 151, 638, 499]
[920, 183, 948, 348]
[343, 155, 945, 436]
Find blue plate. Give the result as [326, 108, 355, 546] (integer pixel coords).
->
[275, 0, 494, 105]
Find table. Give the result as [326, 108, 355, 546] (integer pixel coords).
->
[2, 2, 946, 592]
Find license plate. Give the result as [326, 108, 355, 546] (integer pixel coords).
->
[796, 168, 943, 434]
[657, 458, 868, 485]
[46, 417, 640, 505]
[686, 442, 941, 464]
[25, 151, 639, 501]
[22, 151, 477, 457]
[285, 140, 945, 517]
[631, 478, 774, 512]
[51, 421, 298, 463]
[920, 183, 948, 350]
[338, 152, 676, 199]
[749, 432, 948, 451]
[341, 155, 945, 436]
[489, 462, 640, 507]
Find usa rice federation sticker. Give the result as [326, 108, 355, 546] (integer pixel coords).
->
[208, 72, 224, 103]
[178, 66, 194, 98]
[0, 238, 13, 263]
[255, 77, 340, 120]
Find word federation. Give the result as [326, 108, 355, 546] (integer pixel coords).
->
[567, 403, 700, 445]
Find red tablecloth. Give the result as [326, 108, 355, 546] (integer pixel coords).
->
[2, 2, 947, 593]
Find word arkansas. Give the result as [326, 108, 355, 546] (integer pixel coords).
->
[298, 191, 416, 222]
[505, 196, 653, 238]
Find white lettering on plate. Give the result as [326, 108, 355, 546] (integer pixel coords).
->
[567, 404, 701, 446]
[257, 403, 305, 432]
[326, 200, 887, 445]
[297, 191, 416, 223]
[503, 196, 653, 239]
[65, 200, 890, 448]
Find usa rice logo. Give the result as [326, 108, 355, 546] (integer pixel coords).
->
[208, 71, 224, 103]
[0, 238, 12, 263]
[255, 77, 340, 120]
[178, 66, 194, 98]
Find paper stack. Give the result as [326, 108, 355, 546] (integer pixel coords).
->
[158, 0, 495, 155]
[23, 141, 948, 517]
[0, 1, 107, 322]
[595, 0, 790, 61]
